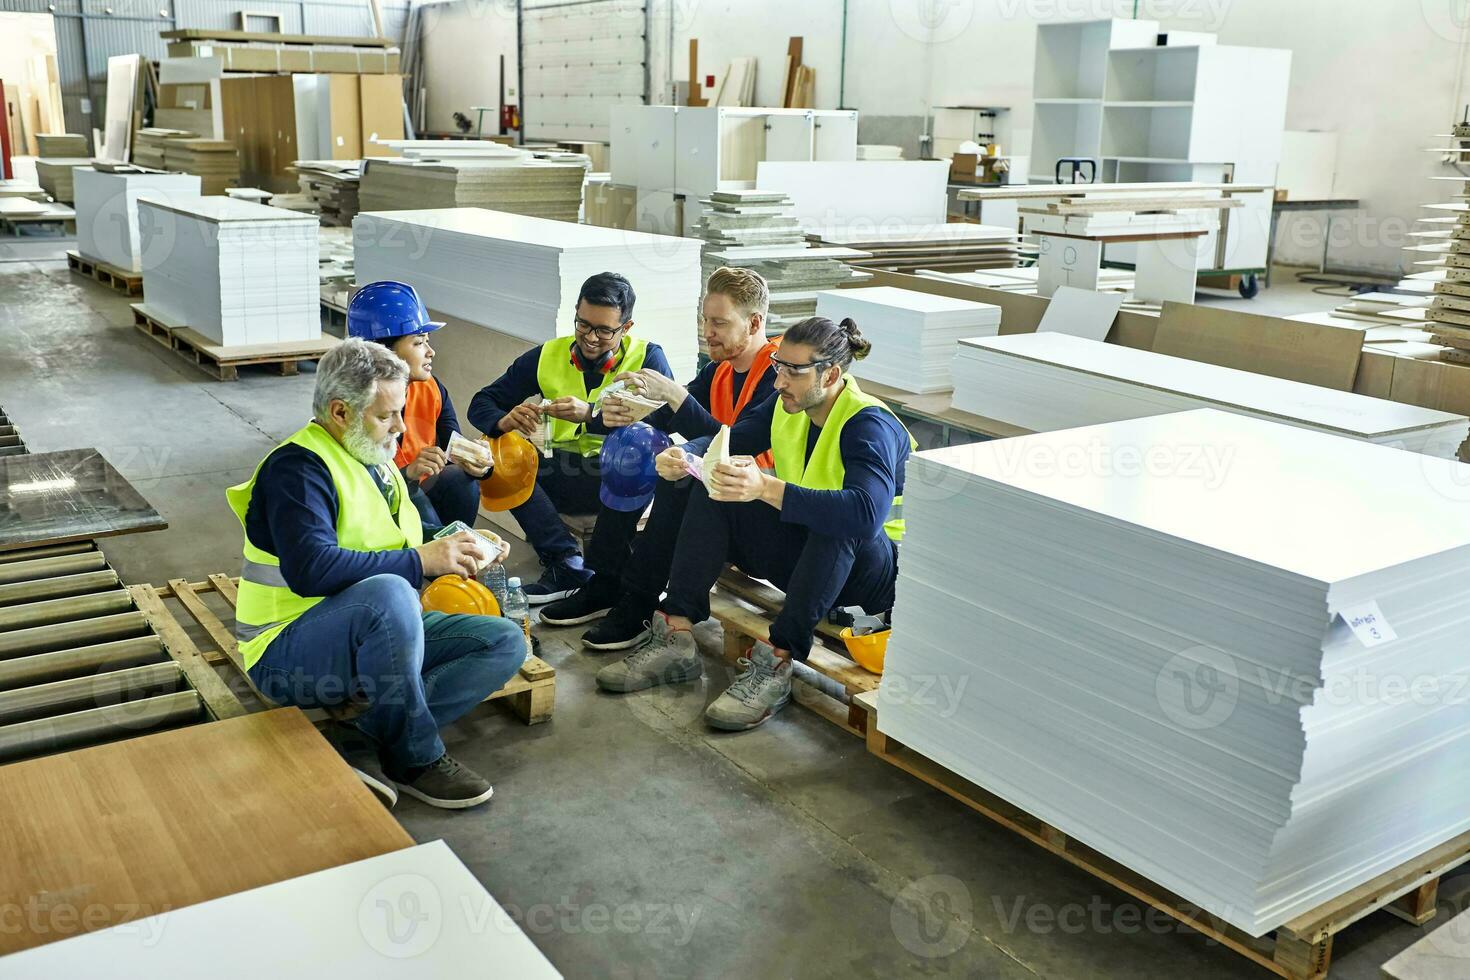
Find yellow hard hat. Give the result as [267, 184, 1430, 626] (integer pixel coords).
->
[480, 431, 539, 511]
[841, 626, 890, 674]
[421, 575, 501, 617]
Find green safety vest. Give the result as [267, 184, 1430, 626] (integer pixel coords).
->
[769, 375, 914, 543]
[535, 334, 649, 456]
[226, 421, 423, 669]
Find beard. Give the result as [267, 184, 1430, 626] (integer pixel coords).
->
[342, 414, 397, 467]
[783, 383, 826, 414]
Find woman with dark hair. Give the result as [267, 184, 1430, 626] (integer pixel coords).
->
[596, 315, 914, 732]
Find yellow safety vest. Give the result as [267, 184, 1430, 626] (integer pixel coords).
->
[535, 334, 649, 456]
[226, 421, 423, 669]
[769, 376, 914, 542]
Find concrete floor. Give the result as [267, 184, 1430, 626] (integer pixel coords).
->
[0, 238, 1456, 979]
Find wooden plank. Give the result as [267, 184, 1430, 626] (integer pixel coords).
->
[0, 708, 413, 957]
[166, 577, 239, 668]
[126, 584, 245, 720]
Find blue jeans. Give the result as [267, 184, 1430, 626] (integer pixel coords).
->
[248, 574, 527, 772]
[411, 466, 482, 528]
[510, 448, 602, 566]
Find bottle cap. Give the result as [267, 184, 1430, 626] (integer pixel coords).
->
[507, 577, 521, 590]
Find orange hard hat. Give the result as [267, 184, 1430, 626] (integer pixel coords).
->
[421, 575, 501, 616]
[479, 430, 538, 511]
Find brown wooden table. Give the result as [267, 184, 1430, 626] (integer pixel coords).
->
[0, 708, 413, 957]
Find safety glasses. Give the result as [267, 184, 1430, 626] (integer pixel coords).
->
[769, 355, 832, 377]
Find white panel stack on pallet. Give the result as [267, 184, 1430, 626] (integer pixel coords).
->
[882, 408, 1470, 936]
[815, 286, 1000, 394]
[74, 168, 202, 273]
[137, 196, 320, 347]
[950, 333, 1469, 457]
[353, 207, 703, 379]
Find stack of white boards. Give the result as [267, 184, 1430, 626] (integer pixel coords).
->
[137, 196, 320, 347]
[358, 155, 585, 222]
[856, 144, 904, 160]
[695, 189, 869, 336]
[951, 333, 1469, 457]
[814, 286, 1000, 393]
[353, 208, 703, 378]
[36, 134, 89, 157]
[882, 408, 1470, 936]
[35, 159, 92, 204]
[0, 180, 46, 200]
[74, 168, 202, 272]
[806, 223, 1023, 274]
[920, 265, 1135, 294]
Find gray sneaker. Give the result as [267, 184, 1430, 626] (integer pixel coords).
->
[391, 754, 494, 809]
[320, 721, 397, 808]
[705, 641, 792, 731]
[596, 611, 703, 692]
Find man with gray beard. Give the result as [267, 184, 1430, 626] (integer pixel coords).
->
[227, 338, 526, 810]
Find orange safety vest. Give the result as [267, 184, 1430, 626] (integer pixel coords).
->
[709, 340, 778, 470]
[394, 378, 443, 475]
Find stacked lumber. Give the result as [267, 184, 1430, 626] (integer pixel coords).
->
[35, 159, 92, 204]
[36, 134, 88, 156]
[292, 160, 360, 226]
[358, 143, 584, 221]
[694, 189, 868, 336]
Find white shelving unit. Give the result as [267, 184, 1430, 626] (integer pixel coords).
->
[1027, 18, 1291, 284]
[608, 105, 859, 236]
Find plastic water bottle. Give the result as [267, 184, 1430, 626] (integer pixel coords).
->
[503, 577, 532, 655]
[479, 562, 509, 614]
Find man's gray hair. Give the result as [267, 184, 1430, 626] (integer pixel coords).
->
[313, 337, 409, 420]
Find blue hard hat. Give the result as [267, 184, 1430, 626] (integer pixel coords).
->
[599, 423, 672, 512]
[347, 280, 444, 342]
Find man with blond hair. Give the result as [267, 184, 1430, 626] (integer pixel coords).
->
[540, 267, 780, 651]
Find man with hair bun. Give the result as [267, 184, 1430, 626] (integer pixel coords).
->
[596, 315, 914, 732]
[228, 337, 526, 810]
[540, 266, 780, 650]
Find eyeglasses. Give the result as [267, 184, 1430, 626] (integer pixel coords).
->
[770, 355, 832, 378]
[574, 318, 625, 342]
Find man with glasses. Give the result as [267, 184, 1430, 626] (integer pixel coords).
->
[596, 315, 913, 732]
[468, 272, 673, 602]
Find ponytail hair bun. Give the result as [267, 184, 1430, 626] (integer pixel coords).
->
[839, 317, 871, 361]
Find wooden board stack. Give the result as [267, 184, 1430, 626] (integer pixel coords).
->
[35, 159, 92, 204]
[35, 134, 88, 157]
[882, 408, 1470, 936]
[695, 189, 869, 337]
[951, 333, 1468, 457]
[357, 156, 585, 222]
[130, 129, 240, 194]
[353, 208, 703, 378]
[815, 286, 1001, 393]
[806, 223, 1023, 274]
[920, 265, 1136, 295]
[73, 168, 202, 273]
[136, 196, 320, 347]
[292, 160, 360, 226]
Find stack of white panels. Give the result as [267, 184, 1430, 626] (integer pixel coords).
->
[883, 409, 1470, 936]
[138, 196, 319, 347]
[74, 168, 201, 272]
[353, 208, 703, 378]
[815, 286, 1000, 393]
[951, 333, 1469, 457]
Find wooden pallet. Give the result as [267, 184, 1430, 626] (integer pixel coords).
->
[66, 249, 143, 296]
[709, 569, 879, 737]
[131, 303, 338, 381]
[146, 574, 556, 725]
[854, 691, 1462, 980]
[0, 541, 244, 767]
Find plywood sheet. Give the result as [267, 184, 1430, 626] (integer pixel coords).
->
[1154, 301, 1364, 390]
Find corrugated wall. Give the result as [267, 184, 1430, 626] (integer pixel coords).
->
[0, 0, 409, 139]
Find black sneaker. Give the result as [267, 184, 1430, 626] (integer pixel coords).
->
[320, 721, 397, 808]
[582, 599, 656, 651]
[523, 560, 594, 605]
[389, 753, 494, 809]
[540, 578, 619, 626]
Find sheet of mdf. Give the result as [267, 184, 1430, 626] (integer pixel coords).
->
[0, 709, 412, 958]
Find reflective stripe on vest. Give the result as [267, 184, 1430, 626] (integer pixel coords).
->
[393, 378, 443, 473]
[535, 335, 649, 456]
[709, 341, 778, 470]
[768, 375, 915, 543]
[226, 421, 424, 669]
